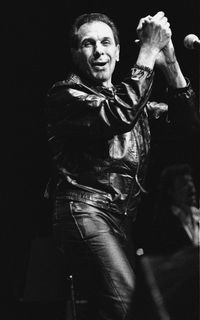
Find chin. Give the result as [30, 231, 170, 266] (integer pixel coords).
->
[93, 70, 110, 80]
[95, 75, 109, 81]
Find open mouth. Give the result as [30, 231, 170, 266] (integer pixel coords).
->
[92, 61, 108, 69]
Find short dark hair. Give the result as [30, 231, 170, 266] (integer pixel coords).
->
[159, 164, 192, 191]
[69, 12, 120, 49]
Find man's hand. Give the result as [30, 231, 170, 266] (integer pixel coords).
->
[137, 11, 171, 54]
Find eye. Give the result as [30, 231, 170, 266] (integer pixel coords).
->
[81, 40, 93, 48]
[102, 39, 111, 46]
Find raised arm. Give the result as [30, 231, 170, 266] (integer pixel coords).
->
[155, 38, 187, 88]
[135, 11, 172, 70]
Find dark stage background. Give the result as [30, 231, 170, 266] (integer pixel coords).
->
[1, 0, 200, 317]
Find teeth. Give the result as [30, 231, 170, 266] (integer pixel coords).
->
[93, 62, 106, 65]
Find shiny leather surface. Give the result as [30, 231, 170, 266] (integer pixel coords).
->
[53, 200, 136, 320]
[45, 68, 153, 219]
[45, 70, 197, 219]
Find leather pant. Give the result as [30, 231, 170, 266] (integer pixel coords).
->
[52, 198, 136, 320]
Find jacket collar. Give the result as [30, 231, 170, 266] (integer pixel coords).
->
[66, 72, 116, 97]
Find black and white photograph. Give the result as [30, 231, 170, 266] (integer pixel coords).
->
[2, 1, 200, 319]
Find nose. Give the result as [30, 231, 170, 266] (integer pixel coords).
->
[93, 41, 104, 57]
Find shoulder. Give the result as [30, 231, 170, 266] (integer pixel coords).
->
[48, 73, 82, 94]
[46, 73, 88, 107]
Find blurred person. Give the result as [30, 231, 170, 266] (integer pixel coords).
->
[150, 163, 200, 255]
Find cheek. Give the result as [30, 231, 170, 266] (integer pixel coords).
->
[111, 52, 119, 66]
[77, 57, 91, 73]
[110, 59, 117, 71]
[114, 46, 120, 61]
[74, 50, 90, 66]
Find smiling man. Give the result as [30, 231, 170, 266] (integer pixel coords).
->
[45, 12, 198, 320]
[71, 20, 120, 87]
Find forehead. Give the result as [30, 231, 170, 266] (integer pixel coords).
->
[77, 21, 115, 41]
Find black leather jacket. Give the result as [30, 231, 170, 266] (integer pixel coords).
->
[45, 67, 197, 219]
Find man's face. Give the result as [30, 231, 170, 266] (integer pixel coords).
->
[172, 174, 197, 207]
[71, 21, 120, 87]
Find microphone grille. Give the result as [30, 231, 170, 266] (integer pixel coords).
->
[184, 34, 199, 49]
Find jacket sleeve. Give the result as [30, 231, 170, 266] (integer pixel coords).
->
[45, 68, 153, 140]
[166, 78, 200, 132]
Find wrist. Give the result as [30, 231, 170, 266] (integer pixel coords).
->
[137, 45, 159, 69]
[132, 64, 153, 79]
[161, 40, 177, 66]
[161, 61, 187, 88]
[167, 77, 190, 94]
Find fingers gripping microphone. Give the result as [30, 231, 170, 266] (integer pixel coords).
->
[184, 34, 200, 50]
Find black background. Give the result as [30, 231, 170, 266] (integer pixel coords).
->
[1, 0, 200, 310]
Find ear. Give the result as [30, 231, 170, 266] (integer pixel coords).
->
[116, 44, 120, 62]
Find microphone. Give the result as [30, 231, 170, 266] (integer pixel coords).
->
[184, 34, 200, 50]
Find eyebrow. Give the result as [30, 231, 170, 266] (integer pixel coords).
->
[81, 37, 94, 43]
[81, 36, 112, 43]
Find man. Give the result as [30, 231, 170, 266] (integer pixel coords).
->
[151, 163, 200, 254]
[45, 11, 198, 320]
